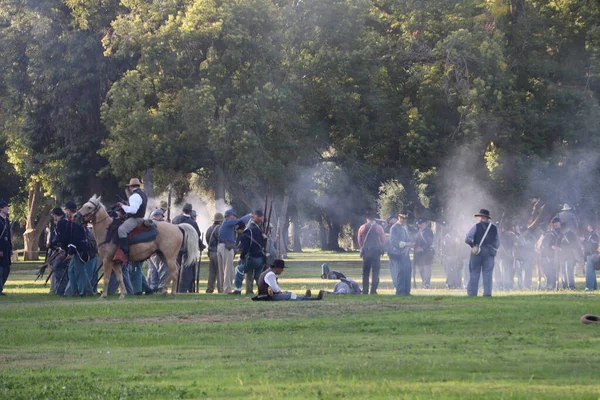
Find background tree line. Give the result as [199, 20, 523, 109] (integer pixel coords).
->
[1, 0, 600, 258]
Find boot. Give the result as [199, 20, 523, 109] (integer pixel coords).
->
[119, 237, 129, 260]
[321, 263, 330, 279]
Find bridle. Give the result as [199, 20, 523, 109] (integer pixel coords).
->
[77, 200, 110, 225]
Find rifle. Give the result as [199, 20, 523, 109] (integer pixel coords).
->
[36, 248, 62, 285]
[166, 185, 172, 222]
[195, 252, 202, 293]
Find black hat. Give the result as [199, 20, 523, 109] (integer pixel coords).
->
[474, 209, 491, 218]
[365, 210, 378, 219]
[0, 200, 8, 208]
[416, 218, 428, 225]
[271, 259, 286, 268]
[254, 209, 264, 217]
[65, 201, 77, 211]
[182, 203, 193, 213]
[51, 207, 65, 217]
[551, 217, 561, 224]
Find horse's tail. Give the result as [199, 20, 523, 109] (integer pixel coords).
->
[178, 223, 199, 267]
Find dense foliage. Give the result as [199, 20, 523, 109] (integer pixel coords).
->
[1, 0, 600, 251]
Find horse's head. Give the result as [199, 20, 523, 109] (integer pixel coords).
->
[77, 195, 105, 224]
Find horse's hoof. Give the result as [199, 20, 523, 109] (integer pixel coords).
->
[161, 291, 168, 296]
[119, 294, 126, 300]
[97, 295, 106, 300]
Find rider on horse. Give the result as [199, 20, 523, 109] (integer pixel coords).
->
[116, 178, 148, 260]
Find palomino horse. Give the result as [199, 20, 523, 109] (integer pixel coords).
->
[77, 195, 199, 299]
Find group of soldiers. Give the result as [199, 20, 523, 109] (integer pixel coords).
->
[41, 177, 285, 297]
[355, 203, 599, 297]
[2, 181, 600, 299]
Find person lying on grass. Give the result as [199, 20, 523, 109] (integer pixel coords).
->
[320, 263, 362, 294]
[253, 259, 324, 301]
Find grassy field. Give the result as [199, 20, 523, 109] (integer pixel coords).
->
[1, 251, 600, 399]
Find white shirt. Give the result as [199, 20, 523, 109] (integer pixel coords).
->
[264, 271, 282, 293]
[122, 193, 143, 215]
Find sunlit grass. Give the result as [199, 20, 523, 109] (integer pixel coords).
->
[1, 252, 599, 399]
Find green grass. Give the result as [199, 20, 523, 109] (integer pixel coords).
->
[1, 252, 600, 399]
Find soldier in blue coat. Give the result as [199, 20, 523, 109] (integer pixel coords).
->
[465, 209, 500, 297]
[50, 205, 72, 295]
[0, 200, 13, 295]
[233, 210, 266, 295]
[64, 212, 94, 297]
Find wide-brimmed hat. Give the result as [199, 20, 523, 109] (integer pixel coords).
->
[65, 201, 77, 211]
[365, 210, 379, 219]
[561, 204, 573, 211]
[159, 200, 168, 210]
[271, 259, 286, 269]
[182, 203, 193, 213]
[126, 178, 142, 187]
[474, 209, 491, 218]
[213, 212, 224, 222]
[0, 200, 9, 208]
[151, 208, 164, 217]
[51, 207, 65, 217]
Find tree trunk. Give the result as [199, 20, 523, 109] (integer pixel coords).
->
[351, 220, 361, 250]
[215, 163, 226, 204]
[319, 217, 327, 251]
[326, 221, 342, 251]
[143, 168, 155, 199]
[23, 180, 51, 261]
[278, 189, 289, 258]
[291, 213, 303, 252]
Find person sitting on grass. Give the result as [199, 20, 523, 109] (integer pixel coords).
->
[253, 259, 324, 301]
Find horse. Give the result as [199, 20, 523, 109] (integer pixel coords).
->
[77, 195, 199, 299]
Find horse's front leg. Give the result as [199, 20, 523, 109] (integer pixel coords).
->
[99, 257, 113, 299]
[112, 262, 127, 300]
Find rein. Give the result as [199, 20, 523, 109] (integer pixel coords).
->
[78, 200, 110, 225]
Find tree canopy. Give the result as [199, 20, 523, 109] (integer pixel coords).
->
[2, 0, 600, 252]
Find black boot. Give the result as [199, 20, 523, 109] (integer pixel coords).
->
[119, 237, 129, 260]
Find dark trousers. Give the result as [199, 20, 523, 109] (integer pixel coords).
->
[416, 263, 432, 288]
[542, 257, 557, 290]
[206, 251, 221, 293]
[516, 260, 533, 289]
[444, 257, 462, 289]
[362, 252, 381, 294]
[0, 255, 10, 293]
[52, 257, 70, 295]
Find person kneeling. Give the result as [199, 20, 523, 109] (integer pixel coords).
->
[254, 259, 324, 301]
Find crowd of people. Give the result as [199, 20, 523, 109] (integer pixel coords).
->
[357, 205, 600, 297]
[0, 180, 599, 299]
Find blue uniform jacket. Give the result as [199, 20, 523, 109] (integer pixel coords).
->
[0, 215, 12, 254]
[239, 221, 265, 260]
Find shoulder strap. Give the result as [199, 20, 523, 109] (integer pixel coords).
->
[0, 217, 7, 239]
[479, 223, 493, 246]
[363, 223, 375, 245]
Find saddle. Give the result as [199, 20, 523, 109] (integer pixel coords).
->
[106, 219, 159, 246]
